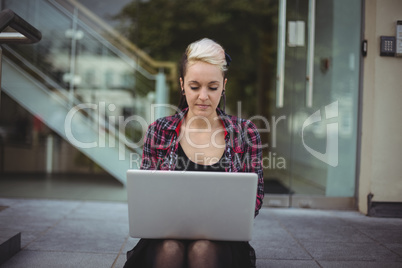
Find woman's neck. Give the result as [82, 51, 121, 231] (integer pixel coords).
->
[184, 111, 220, 130]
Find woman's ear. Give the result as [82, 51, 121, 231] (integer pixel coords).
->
[180, 77, 184, 90]
[223, 78, 227, 90]
[180, 77, 185, 95]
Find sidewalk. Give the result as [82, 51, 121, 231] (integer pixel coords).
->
[0, 198, 401, 268]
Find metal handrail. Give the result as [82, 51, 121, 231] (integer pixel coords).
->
[65, 0, 176, 71]
[47, 0, 156, 82]
[3, 45, 143, 155]
[0, 9, 42, 44]
[56, 0, 177, 86]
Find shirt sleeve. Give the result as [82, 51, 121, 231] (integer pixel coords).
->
[243, 121, 264, 217]
[140, 123, 158, 170]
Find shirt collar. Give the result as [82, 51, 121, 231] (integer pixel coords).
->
[161, 107, 240, 137]
[216, 108, 240, 136]
[161, 108, 186, 136]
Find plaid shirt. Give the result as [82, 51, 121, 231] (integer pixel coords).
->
[141, 108, 264, 217]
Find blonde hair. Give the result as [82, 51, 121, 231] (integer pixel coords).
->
[185, 38, 228, 73]
[178, 38, 230, 110]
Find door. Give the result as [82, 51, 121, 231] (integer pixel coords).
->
[264, 0, 362, 208]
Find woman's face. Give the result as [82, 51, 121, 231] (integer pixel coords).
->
[180, 61, 227, 119]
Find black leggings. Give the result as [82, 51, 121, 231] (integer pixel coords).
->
[124, 239, 254, 268]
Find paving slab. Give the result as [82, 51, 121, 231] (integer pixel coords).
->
[251, 239, 312, 260]
[302, 241, 402, 262]
[318, 261, 402, 268]
[256, 259, 320, 268]
[0, 198, 401, 268]
[1, 250, 117, 268]
[26, 219, 128, 254]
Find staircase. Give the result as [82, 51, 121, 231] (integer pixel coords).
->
[0, 0, 175, 184]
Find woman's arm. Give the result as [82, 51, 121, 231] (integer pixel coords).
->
[243, 121, 264, 217]
[140, 123, 158, 170]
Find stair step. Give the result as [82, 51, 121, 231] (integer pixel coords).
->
[0, 230, 21, 265]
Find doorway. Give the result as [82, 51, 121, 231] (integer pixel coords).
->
[264, 0, 362, 209]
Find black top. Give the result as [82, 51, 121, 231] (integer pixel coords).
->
[175, 143, 227, 172]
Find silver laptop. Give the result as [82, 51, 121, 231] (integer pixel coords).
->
[126, 169, 258, 241]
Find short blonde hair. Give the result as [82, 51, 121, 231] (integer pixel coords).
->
[182, 38, 228, 75]
[178, 38, 230, 110]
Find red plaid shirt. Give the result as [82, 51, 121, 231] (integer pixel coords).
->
[141, 108, 264, 216]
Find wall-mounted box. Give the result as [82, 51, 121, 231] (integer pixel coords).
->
[380, 36, 396, 56]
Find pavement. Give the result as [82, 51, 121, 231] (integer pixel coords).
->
[0, 198, 401, 268]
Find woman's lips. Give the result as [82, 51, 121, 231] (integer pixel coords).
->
[196, 104, 210, 109]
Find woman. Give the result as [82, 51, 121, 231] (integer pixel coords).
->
[124, 38, 264, 268]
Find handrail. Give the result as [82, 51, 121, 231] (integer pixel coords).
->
[0, 9, 42, 44]
[47, 0, 155, 83]
[66, 0, 175, 70]
[3, 45, 143, 155]
[59, 0, 177, 85]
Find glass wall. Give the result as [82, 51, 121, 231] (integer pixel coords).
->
[0, 0, 174, 176]
[2, 0, 163, 128]
[267, 0, 361, 201]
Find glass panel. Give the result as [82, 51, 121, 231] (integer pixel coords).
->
[2, 0, 161, 147]
[269, 0, 361, 199]
[315, 0, 361, 196]
[268, 0, 310, 196]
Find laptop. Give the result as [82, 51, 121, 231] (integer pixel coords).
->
[126, 169, 258, 241]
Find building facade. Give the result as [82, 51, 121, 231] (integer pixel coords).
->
[0, 0, 401, 217]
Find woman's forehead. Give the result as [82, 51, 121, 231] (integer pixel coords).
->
[185, 61, 224, 80]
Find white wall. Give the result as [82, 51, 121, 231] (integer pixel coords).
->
[359, 0, 402, 213]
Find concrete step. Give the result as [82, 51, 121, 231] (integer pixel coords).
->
[0, 230, 21, 265]
[0, 206, 21, 265]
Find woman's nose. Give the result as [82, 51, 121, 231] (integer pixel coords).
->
[198, 88, 209, 100]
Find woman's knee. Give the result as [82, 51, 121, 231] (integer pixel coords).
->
[188, 240, 215, 257]
[159, 240, 185, 256]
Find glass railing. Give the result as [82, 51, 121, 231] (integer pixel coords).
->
[0, 8, 42, 44]
[2, 0, 175, 152]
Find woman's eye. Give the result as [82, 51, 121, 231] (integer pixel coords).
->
[190, 87, 199, 90]
[209, 87, 218, 91]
